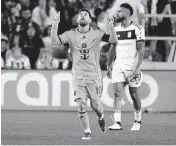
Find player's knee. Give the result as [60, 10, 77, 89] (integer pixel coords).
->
[114, 90, 123, 99]
[78, 110, 87, 118]
[91, 99, 101, 108]
[76, 98, 87, 113]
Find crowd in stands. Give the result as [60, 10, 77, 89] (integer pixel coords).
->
[1, 0, 176, 70]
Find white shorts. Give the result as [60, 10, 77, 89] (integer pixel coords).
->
[112, 68, 143, 88]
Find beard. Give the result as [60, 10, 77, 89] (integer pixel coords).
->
[79, 19, 88, 27]
[116, 16, 125, 23]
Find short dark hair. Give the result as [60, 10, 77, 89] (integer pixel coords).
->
[120, 3, 134, 16]
[79, 8, 91, 18]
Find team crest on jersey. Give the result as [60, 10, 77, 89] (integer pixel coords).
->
[80, 49, 89, 60]
[82, 43, 87, 48]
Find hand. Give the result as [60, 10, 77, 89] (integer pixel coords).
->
[107, 65, 113, 79]
[127, 70, 140, 83]
[53, 11, 60, 24]
[107, 15, 114, 26]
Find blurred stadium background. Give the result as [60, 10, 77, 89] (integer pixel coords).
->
[1, 0, 176, 145]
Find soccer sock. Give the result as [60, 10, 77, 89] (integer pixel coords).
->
[97, 113, 104, 120]
[78, 111, 91, 133]
[85, 128, 91, 133]
[96, 106, 104, 120]
[113, 110, 121, 123]
[134, 110, 142, 122]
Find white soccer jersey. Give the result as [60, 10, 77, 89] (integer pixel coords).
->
[6, 55, 31, 69]
[114, 22, 145, 69]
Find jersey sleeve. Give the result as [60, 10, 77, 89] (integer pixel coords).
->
[58, 31, 70, 44]
[96, 29, 109, 42]
[97, 28, 117, 43]
[101, 34, 110, 42]
[135, 25, 145, 42]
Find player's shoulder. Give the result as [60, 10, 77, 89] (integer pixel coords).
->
[115, 23, 123, 31]
[92, 27, 105, 35]
[131, 22, 144, 31]
[63, 28, 77, 35]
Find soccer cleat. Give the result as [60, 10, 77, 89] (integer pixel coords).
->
[108, 122, 123, 130]
[98, 118, 107, 133]
[131, 120, 142, 131]
[82, 132, 91, 140]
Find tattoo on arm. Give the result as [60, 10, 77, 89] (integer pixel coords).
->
[107, 44, 117, 67]
[135, 41, 145, 71]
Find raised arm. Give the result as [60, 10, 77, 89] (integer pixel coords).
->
[101, 15, 118, 44]
[51, 12, 61, 46]
[106, 16, 118, 44]
[51, 11, 70, 47]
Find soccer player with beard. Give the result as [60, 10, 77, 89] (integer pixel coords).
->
[107, 3, 145, 131]
[51, 9, 117, 139]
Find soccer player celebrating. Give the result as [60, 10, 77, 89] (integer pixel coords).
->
[51, 9, 117, 139]
[107, 3, 145, 131]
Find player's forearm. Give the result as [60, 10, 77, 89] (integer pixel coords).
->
[135, 42, 145, 72]
[108, 26, 118, 44]
[51, 22, 61, 45]
[107, 44, 116, 67]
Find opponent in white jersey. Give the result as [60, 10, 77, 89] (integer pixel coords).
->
[51, 9, 117, 139]
[6, 46, 31, 69]
[107, 3, 145, 131]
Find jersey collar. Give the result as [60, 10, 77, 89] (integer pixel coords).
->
[121, 21, 133, 29]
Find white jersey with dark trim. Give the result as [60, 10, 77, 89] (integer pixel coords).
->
[114, 22, 145, 69]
